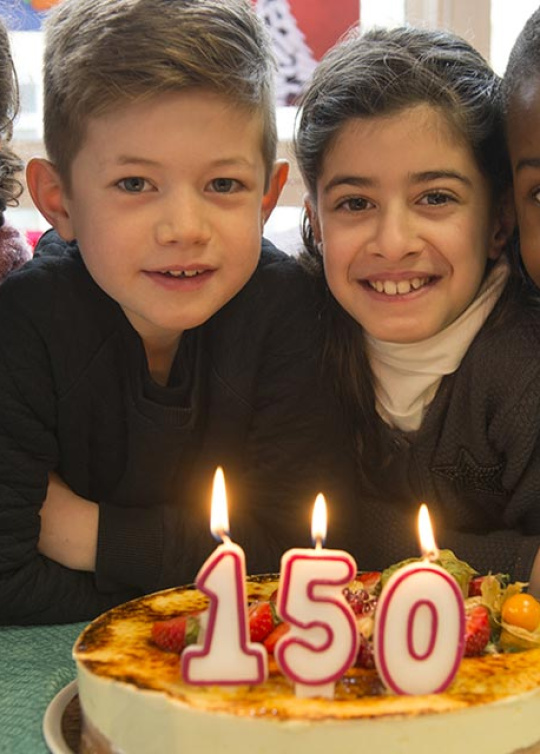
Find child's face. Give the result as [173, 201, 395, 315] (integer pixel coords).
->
[506, 76, 540, 286]
[307, 105, 504, 343]
[55, 90, 281, 346]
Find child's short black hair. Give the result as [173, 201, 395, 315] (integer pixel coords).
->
[503, 8, 540, 110]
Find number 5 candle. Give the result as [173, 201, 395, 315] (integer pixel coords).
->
[373, 504, 466, 695]
[275, 494, 358, 699]
[182, 467, 268, 686]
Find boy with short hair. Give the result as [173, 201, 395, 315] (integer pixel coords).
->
[0, 0, 349, 625]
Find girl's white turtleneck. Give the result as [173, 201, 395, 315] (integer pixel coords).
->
[366, 259, 510, 432]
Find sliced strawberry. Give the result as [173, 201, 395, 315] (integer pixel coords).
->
[468, 576, 487, 597]
[249, 601, 276, 643]
[263, 621, 290, 654]
[268, 588, 279, 603]
[151, 614, 200, 653]
[464, 605, 491, 656]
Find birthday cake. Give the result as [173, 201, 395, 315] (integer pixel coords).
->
[73, 554, 540, 754]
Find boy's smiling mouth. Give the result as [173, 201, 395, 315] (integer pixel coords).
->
[163, 269, 205, 278]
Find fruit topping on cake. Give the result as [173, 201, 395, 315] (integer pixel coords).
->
[149, 550, 540, 678]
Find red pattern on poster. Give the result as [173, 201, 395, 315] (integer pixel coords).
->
[288, 0, 359, 59]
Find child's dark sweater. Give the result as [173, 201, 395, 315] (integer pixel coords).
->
[353, 285, 540, 583]
[0, 235, 352, 625]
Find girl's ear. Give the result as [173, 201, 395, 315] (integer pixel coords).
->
[489, 189, 516, 260]
[26, 158, 76, 241]
[261, 159, 289, 224]
[304, 195, 322, 245]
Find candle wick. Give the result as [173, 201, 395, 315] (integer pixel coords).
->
[314, 536, 323, 551]
[423, 546, 439, 563]
[221, 532, 232, 546]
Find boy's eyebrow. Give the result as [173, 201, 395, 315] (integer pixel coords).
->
[115, 155, 257, 169]
[323, 170, 472, 193]
[514, 157, 540, 173]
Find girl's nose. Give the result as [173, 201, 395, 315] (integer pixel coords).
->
[369, 206, 422, 261]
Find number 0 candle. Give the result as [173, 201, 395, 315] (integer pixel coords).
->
[275, 494, 358, 699]
[373, 504, 466, 695]
[182, 467, 268, 686]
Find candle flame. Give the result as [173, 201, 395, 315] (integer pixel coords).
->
[311, 493, 327, 549]
[210, 467, 230, 542]
[417, 503, 439, 561]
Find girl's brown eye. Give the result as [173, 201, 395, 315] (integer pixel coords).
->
[339, 197, 370, 211]
[422, 192, 452, 206]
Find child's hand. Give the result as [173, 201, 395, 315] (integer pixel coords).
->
[38, 473, 98, 571]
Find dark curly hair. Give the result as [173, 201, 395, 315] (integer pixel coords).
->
[0, 19, 23, 216]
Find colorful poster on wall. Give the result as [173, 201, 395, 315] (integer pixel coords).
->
[254, 0, 360, 104]
[0, 0, 60, 31]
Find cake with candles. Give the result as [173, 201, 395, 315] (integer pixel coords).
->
[73, 550, 540, 754]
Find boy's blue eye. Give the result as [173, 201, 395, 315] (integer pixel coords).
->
[210, 178, 237, 193]
[118, 177, 148, 193]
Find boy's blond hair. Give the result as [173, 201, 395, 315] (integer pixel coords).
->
[43, 0, 277, 190]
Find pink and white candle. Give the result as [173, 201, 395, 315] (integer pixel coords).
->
[275, 494, 358, 699]
[182, 467, 268, 686]
[374, 504, 465, 695]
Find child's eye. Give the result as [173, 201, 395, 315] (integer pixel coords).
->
[419, 191, 455, 206]
[531, 187, 540, 206]
[117, 177, 151, 193]
[208, 178, 241, 193]
[336, 196, 372, 212]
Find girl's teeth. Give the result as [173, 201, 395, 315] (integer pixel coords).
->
[369, 277, 428, 295]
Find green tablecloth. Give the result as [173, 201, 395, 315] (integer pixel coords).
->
[0, 622, 86, 754]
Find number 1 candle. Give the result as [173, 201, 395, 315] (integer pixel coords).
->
[373, 504, 466, 695]
[182, 467, 268, 686]
[275, 494, 358, 699]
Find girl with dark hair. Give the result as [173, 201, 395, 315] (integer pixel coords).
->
[295, 26, 540, 595]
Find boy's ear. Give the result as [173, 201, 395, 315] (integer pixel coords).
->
[304, 194, 322, 244]
[26, 158, 76, 241]
[489, 189, 516, 260]
[261, 159, 289, 223]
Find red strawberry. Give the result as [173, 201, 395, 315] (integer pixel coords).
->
[468, 576, 486, 597]
[249, 601, 276, 642]
[464, 605, 491, 656]
[263, 621, 290, 654]
[151, 614, 200, 653]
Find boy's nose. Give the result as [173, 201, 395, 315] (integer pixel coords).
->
[154, 194, 210, 247]
[369, 206, 423, 261]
